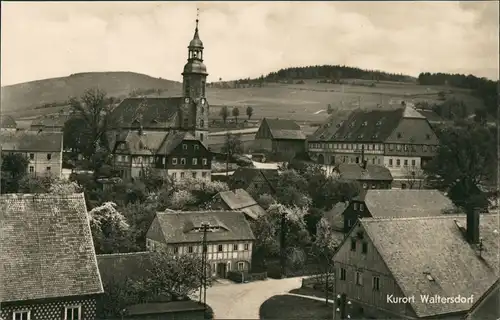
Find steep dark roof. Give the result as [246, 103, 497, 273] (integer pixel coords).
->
[0, 131, 63, 152]
[263, 118, 305, 140]
[230, 168, 279, 191]
[150, 210, 255, 244]
[308, 109, 353, 141]
[97, 252, 153, 284]
[332, 108, 404, 142]
[466, 277, 500, 320]
[360, 189, 456, 218]
[0, 115, 17, 129]
[335, 163, 393, 181]
[0, 193, 103, 302]
[359, 214, 499, 318]
[217, 189, 266, 220]
[112, 97, 183, 127]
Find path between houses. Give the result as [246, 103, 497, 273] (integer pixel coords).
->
[192, 277, 303, 319]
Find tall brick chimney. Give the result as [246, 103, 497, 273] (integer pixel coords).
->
[466, 207, 481, 244]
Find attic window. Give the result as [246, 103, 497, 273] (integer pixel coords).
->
[375, 120, 382, 126]
[358, 134, 364, 139]
[426, 134, 431, 140]
[397, 133, 402, 139]
[192, 226, 224, 232]
[320, 134, 325, 139]
[362, 121, 368, 126]
[350, 121, 356, 128]
[372, 134, 378, 139]
[423, 272, 435, 281]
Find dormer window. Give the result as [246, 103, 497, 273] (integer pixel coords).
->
[362, 121, 368, 126]
[426, 134, 431, 140]
[397, 132, 402, 139]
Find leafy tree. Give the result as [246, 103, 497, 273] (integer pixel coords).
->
[425, 122, 497, 211]
[63, 117, 89, 158]
[1, 153, 29, 193]
[88, 202, 136, 254]
[246, 106, 254, 120]
[403, 166, 425, 190]
[256, 194, 275, 210]
[18, 175, 56, 193]
[275, 170, 311, 208]
[139, 250, 209, 299]
[121, 201, 157, 250]
[168, 190, 198, 210]
[232, 107, 240, 124]
[68, 88, 115, 159]
[219, 106, 229, 125]
[312, 217, 339, 303]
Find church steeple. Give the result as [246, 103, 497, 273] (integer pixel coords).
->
[182, 8, 208, 99]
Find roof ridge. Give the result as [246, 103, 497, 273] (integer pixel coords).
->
[0, 192, 85, 200]
[360, 215, 467, 222]
[97, 252, 151, 258]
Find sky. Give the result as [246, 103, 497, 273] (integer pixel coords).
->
[1, 1, 498, 86]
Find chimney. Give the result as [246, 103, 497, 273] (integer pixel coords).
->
[466, 207, 481, 244]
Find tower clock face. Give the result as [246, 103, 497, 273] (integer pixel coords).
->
[185, 98, 190, 103]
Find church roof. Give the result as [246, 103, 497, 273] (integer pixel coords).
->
[111, 97, 183, 128]
[189, 19, 203, 48]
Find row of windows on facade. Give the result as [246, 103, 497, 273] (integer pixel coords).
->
[27, 153, 53, 160]
[388, 158, 417, 167]
[309, 143, 437, 152]
[175, 243, 250, 254]
[11, 305, 81, 320]
[338, 267, 381, 291]
[117, 155, 208, 166]
[29, 166, 51, 173]
[170, 171, 209, 179]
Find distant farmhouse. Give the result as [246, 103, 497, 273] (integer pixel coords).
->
[0, 193, 103, 320]
[0, 130, 64, 178]
[229, 167, 280, 195]
[253, 118, 306, 161]
[308, 105, 439, 189]
[332, 162, 393, 189]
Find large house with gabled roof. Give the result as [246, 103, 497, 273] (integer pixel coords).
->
[146, 210, 255, 279]
[112, 129, 212, 180]
[253, 118, 306, 160]
[332, 211, 499, 319]
[307, 105, 439, 185]
[0, 193, 103, 320]
[229, 167, 280, 196]
[0, 130, 64, 178]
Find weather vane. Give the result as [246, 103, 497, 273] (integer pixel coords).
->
[196, 7, 200, 27]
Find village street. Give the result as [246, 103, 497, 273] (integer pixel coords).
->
[192, 277, 303, 319]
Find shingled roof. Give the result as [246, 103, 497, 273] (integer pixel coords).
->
[262, 118, 306, 140]
[308, 109, 353, 141]
[114, 130, 205, 156]
[97, 252, 153, 284]
[359, 214, 499, 318]
[147, 210, 255, 244]
[217, 189, 266, 220]
[466, 276, 500, 320]
[230, 168, 280, 191]
[0, 130, 63, 152]
[111, 97, 182, 127]
[358, 189, 456, 218]
[0, 193, 103, 302]
[335, 163, 393, 181]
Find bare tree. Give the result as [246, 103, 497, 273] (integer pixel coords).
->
[68, 88, 115, 158]
[403, 166, 425, 189]
[232, 107, 240, 124]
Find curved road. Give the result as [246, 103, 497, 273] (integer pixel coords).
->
[194, 277, 303, 319]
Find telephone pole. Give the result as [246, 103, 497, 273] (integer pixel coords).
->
[279, 208, 287, 278]
[201, 222, 209, 312]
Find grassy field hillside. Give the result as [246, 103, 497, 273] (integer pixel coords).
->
[3, 74, 484, 127]
[1, 72, 181, 114]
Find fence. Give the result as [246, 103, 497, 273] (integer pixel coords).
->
[302, 273, 335, 289]
[227, 271, 267, 283]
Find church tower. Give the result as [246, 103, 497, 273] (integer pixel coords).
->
[178, 11, 209, 142]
